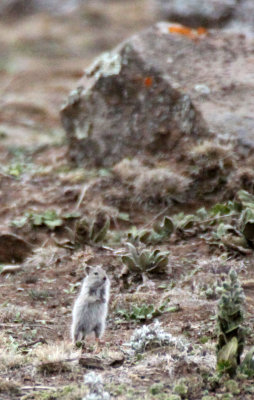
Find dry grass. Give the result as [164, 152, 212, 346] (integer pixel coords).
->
[189, 140, 235, 170]
[31, 384, 85, 400]
[0, 332, 24, 376]
[0, 334, 25, 373]
[34, 341, 79, 375]
[227, 167, 254, 194]
[0, 304, 46, 323]
[113, 158, 146, 181]
[23, 246, 66, 269]
[0, 352, 25, 373]
[133, 168, 191, 204]
[111, 292, 157, 310]
[0, 377, 21, 396]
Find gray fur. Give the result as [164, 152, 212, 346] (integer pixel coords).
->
[71, 266, 110, 343]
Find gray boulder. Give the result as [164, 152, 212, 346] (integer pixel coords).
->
[61, 23, 254, 167]
[61, 30, 208, 167]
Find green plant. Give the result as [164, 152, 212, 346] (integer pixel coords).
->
[127, 226, 153, 244]
[240, 346, 254, 377]
[152, 216, 174, 241]
[238, 190, 254, 208]
[121, 243, 169, 280]
[29, 290, 51, 301]
[5, 162, 25, 177]
[8, 336, 19, 352]
[11, 210, 80, 230]
[116, 299, 173, 322]
[235, 190, 254, 243]
[203, 285, 219, 300]
[213, 223, 249, 253]
[127, 216, 174, 245]
[30, 210, 63, 229]
[240, 208, 254, 243]
[224, 379, 240, 394]
[173, 212, 199, 231]
[150, 383, 164, 395]
[216, 269, 245, 376]
[173, 379, 188, 398]
[75, 213, 110, 244]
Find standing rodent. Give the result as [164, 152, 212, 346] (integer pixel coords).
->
[71, 266, 110, 343]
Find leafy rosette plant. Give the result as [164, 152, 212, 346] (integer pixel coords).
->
[122, 242, 169, 280]
[238, 190, 254, 243]
[216, 269, 245, 376]
[75, 214, 109, 244]
[127, 216, 174, 245]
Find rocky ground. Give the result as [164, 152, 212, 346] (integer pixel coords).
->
[0, 1, 254, 399]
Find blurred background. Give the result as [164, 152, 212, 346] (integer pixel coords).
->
[0, 0, 156, 148]
[0, 0, 253, 149]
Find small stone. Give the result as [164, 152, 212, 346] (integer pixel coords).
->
[194, 84, 211, 95]
[1, 265, 22, 275]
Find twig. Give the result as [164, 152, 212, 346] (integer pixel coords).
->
[0, 322, 55, 330]
[38, 357, 80, 368]
[195, 213, 238, 226]
[18, 338, 47, 349]
[31, 324, 55, 331]
[75, 182, 90, 210]
[21, 386, 57, 391]
[142, 206, 170, 229]
[0, 323, 22, 328]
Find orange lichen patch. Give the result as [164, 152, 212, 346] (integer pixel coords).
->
[144, 76, 153, 87]
[168, 25, 194, 38]
[168, 25, 208, 40]
[197, 27, 208, 35]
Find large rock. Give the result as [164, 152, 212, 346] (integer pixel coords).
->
[61, 29, 209, 167]
[152, 0, 237, 28]
[61, 23, 254, 166]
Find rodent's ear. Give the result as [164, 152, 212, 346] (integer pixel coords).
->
[84, 265, 92, 275]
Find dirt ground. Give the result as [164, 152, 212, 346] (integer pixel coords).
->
[0, 1, 254, 399]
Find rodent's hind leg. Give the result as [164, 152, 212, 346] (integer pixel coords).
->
[94, 323, 103, 339]
[94, 323, 104, 354]
[94, 324, 105, 353]
[72, 325, 87, 347]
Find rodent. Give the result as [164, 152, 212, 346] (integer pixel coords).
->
[71, 266, 110, 343]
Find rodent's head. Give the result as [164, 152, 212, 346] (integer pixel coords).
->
[84, 266, 108, 290]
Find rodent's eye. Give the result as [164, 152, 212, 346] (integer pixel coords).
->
[94, 272, 98, 276]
